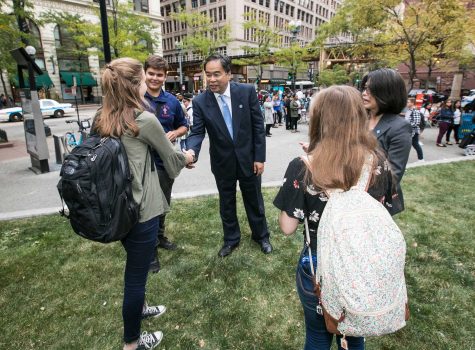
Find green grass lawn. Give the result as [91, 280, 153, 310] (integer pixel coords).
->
[0, 160, 474, 349]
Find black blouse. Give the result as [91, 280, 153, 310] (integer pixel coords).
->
[273, 157, 394, 252]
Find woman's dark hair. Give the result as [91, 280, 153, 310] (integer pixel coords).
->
[204, 53, 232, 73]
[361, 68, 407, 115]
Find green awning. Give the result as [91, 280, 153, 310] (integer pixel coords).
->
[60, 71, 97, 87]
[12, 72, 54, 89]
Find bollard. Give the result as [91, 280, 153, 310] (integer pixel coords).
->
[53, 134, 66, 164]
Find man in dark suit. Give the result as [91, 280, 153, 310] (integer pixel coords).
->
[186, 53, 272, 257]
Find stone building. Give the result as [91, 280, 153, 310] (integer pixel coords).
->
[0, 0, 162, 103]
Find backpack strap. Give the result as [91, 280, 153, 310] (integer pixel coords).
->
[355, 156, 374, 192]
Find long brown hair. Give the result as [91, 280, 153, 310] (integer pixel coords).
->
[94, 57, 145, 137]
[307, 85, 380, 191]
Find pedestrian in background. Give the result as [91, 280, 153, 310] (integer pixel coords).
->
[361, 68, 411, 215]
[290, 94, 301, 133]
[435, 100, 454, 147]
[273, 93, 283, 126]
[284, 94, 292, 130]
[264, 96, 274, 137]
[94, 57, 193, 350]
[405, 98, 424, 161]
[446, 100, 461, 144]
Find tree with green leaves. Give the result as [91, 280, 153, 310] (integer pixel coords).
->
[0, 0, 35, 103]
[106, 0, 158, 62]
[41, 12, 98, 71]
[170, 11, 230, 65]
[316, 0, 474, 89]
[273, 32, 316, 90]
[234, 11, 279, 87]
[318, 64, 350, 87]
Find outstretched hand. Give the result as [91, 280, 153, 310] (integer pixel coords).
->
[299, 142, 309, 153]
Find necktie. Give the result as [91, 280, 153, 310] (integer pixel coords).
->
[219, 95, 233, 140]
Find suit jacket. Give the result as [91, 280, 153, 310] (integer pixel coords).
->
[186, 82, 266, 179]
[373, 113, 412, 215]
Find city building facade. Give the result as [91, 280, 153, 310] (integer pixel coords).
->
[160, 0, 341, 92]
[0, 0, 162, 103]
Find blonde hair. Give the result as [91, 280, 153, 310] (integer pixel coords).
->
[307, 85, 380, 191]
[94, 57, 145, 137]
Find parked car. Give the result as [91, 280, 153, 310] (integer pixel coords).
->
[0, 99, 76, 122]
[462, 89, 475, 103]
[408, 89, 448, 103]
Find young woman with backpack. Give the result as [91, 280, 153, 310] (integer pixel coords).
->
[274, 86, 400, 350]
[93, 57, 194, 350]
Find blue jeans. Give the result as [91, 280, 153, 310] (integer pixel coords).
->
[296, 250, 365, 350]
[121, 217, 159, 343]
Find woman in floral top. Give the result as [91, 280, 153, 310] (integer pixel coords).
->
[274, 86, 395, 350]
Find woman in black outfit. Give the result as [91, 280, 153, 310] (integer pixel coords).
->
[361, 68, 412, 215]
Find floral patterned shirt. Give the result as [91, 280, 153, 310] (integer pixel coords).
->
[273, 157, 394, 252]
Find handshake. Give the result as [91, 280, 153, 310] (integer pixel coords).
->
[182, 148, 196, 169]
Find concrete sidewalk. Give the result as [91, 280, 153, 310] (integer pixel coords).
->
[0, 124, 473, 221]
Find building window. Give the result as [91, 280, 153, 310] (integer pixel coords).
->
[192, 0, 198, 8]
[200, 0, 206, 5]
[132, 0, 149, 13]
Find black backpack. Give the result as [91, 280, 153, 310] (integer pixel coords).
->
[57, 135, 141, 243]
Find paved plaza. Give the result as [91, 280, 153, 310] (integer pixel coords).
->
[0, 109, 472, 220]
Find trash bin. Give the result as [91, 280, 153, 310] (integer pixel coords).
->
[459, 112, 475, 140]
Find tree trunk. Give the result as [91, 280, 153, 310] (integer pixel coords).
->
[408, 51, 417, 90]
[450, 72, 463, 100]
[0, 71, 10, 105]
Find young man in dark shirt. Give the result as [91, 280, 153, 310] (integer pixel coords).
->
[144, 55, 189, 272]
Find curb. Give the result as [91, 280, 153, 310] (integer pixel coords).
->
[0, 156, 473, 222]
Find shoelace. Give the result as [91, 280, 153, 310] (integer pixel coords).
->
[143, 305, 161, 315]
[138, 332, 157, 349]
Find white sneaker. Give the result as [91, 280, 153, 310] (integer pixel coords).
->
[142, 304, 166, 319]
[136, 331, 163, 349]
[416, 159, 425, 163]
[419, 141, 424, 146]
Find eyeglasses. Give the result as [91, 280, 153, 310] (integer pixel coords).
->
[362, 86, 371, 95]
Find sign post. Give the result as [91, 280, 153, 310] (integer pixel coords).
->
[11, 47, 50, 173]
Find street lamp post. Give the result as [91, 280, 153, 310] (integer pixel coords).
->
[175, 41, 183, 92]
[288, 20, 302, 91]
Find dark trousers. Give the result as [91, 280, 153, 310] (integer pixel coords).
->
[214, 170, 269, 246]
[436, 121, 450, 144]
[446, 124, 460, 143]
[121, 217, 159, 343]
[265, 124, 272, 135]
[291, 117, 298, 130]
[285, 113, 291, 129]
[274, 110, 282, 124]
[412, 133, 424, 160]
[156, 168, 175, 242]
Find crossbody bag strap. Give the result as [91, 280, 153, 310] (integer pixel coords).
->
[304, 218, 315, 276]
[300, 155, 316, 277]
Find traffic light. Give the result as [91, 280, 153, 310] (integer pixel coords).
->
[288, 72, 293, 80]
